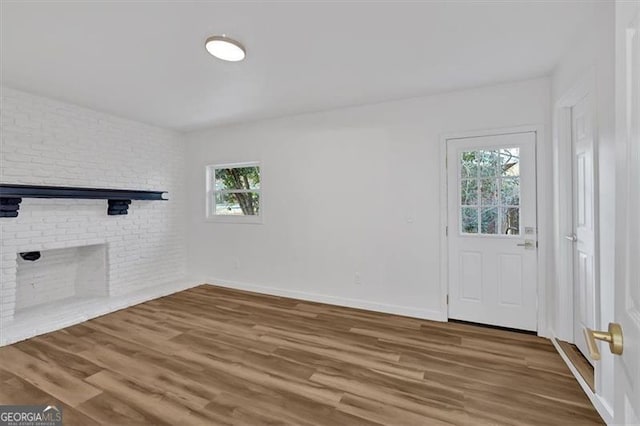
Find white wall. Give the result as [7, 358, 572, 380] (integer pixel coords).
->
[0, 87, 191, 344]
[186, 78, 550, 321]
[550, 1, 615, 420]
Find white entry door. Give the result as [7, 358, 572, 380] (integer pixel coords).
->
[571, 94, 598, 364]
[613, 1, 640, 423]
[447, 132, 537, 331]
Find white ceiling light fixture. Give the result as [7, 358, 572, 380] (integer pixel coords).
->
[205, 35, 246, 62]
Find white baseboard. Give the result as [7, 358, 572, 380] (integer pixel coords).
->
[551, 337, 614, 425]
[206, 278, 447, 322]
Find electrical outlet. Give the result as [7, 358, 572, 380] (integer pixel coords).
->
[233, 258, 240, 270]
[354, 272, 361, 285]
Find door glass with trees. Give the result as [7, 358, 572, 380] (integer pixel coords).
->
[459, 148, 520, 235]
[207, 163, 261, 220]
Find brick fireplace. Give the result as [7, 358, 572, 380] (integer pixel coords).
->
[0, 87, 194, 346]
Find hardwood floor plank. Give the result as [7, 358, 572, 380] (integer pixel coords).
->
[175, 349, 345, 407]
[0, 284, 603, 425]
[75, 391, 170, 426]
[170, 331, 315, 381]
[77, 345, 217, 408]
[0, 346, 102, 407]
[253, 324, 402, 362]
[0, 373, 100, 426]
[259, 334, 426, 380]
[83, 370, 201, 425]
[311, 372, 463, 415]
[37, 329, 96, 353]
[212, 390, 334, 426]
[13, 338, 103, 379]
[338, 393, 458, 426]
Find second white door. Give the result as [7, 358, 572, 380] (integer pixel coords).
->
[447, 132, 537, 331]
[571, 94, 597, 363]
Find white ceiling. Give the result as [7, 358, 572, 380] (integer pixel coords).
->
[1, 1, 595, 131]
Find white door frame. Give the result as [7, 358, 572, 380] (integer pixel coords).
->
[439, 124, 549, 335]
[552, 70, 601, 344]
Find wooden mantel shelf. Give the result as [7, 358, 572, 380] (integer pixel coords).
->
[0, 184, 168, 217]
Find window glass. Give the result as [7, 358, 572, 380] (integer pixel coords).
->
[461, 207, 479, 234]
[215, 192, 260, 216]
[459, 148, 520, 235]
[208, 164, 261, 219]
[215, 167, 261, 190]
[460, 179, 478, 205]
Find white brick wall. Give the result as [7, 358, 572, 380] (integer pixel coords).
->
[0, 86, 190, 345]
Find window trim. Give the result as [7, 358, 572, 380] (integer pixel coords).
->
[205, 161, 263, 224]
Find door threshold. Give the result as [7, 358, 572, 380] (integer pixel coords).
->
[449, 319, 537, 335]
[555, 338, 595, 392]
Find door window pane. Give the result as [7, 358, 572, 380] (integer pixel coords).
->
[501, 177, 520, 205]
[461, 179, 478, 205]
[479, 151, 499, 177]
[460, 151, 479, 178]
[480, 179, 499, 205]
[459, 147, 521, 235]
[481, 207, 498, 234]
[501, 207, 520, 235]
[461, 207, 479, 233]
[501, 148, 520, 176]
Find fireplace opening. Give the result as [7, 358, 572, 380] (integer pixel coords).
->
[15, 244, 108, 313]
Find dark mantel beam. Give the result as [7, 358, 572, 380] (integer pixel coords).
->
[0, 184, 168, 218]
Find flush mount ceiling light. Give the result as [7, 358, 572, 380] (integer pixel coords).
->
[205, 35, 246, 62]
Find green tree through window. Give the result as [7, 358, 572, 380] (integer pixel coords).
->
[211, 165, 261, 217]
[460, 149, 520, 235]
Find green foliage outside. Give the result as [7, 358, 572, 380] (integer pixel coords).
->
[215, 166, 260, 215]
[460, 150, 520, 235]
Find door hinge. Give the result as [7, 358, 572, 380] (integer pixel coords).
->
[446, 295, 449, 305]
[446, 226, 448, 236]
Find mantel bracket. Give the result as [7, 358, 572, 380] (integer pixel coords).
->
[0, 198, 21, 218]
[107, 199, 131, 216]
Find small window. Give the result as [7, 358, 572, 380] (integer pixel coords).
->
[206, 162, 261, 223]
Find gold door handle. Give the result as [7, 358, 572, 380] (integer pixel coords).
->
[583, 323, 624, 360]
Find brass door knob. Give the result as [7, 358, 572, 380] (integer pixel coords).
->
[583, 323, 624, 360]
